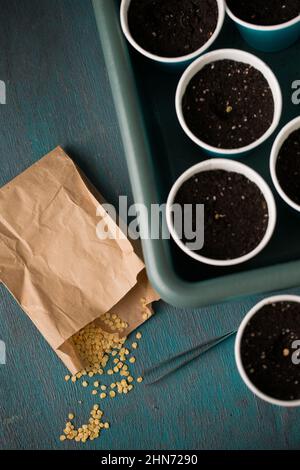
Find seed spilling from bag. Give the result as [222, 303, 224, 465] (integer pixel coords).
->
[61, 311, 144, 443]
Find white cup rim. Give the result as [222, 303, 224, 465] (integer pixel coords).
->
[270, 116, 300, 213]
[120, 0, 225, 64]
[235, 294, 300, 407]
[226, 2, 300, 32]
[166, 158, 277, 266]
[175, 48, 282, 155]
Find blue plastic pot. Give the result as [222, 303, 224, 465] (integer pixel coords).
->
[226, 3, 300, 52]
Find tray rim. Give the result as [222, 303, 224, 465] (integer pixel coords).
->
[92, 0, 300, 308]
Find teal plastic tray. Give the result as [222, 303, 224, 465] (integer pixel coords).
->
[93, 0, 300, 308]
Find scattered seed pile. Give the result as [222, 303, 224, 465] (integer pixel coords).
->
[182, 60, 274, 149]
[60, 304, 148, 444]
[60, 407, 109, 443]
[174, 170, 269, 260]
[241, 301, 300, 401]
[227, 0, 300, 26]
[276, 128, 300, 205]
[128, 0, 218, 57]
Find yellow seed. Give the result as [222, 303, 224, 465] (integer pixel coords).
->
[92, 390, 98, 395]
[100, 393, 106, 399]
[109, 391, 116, 398]
[137, 377, 143, 383]
[93, 404, 99, 410]
[100, 385, 107, 391]
[68, 413, 75, 420]
[127, 376, 134, 383]
[283, 348, 290, 357]
[64, 375, 71, 382]
[60, 435, 66, 441]
[136, 332, 142, 340]
[110, 383, 116, 389]
[226, 105, 233, 113]
[70, 316, 129, 405]
[132, 342, 138, 349]
[128, 384, 133, 391]
[129, 357, 136, 364]
[71, 376, 77, 383]
[104, 422, 110, 429]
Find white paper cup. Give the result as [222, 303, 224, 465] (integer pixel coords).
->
[176, 49, 282, 156]
[235, 295, 300, 407]
[120, 0, 225, 64]
[166, 158, 277, 266]
[270, 116, 300, 213]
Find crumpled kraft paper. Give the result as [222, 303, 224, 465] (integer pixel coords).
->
[0, 147, 159, 373]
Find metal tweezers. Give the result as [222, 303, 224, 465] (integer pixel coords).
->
[143, 331, 236, 385]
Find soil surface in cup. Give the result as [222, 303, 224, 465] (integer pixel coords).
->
[182, 60, 274, 150]
[241, 301, 300, 401]
[276, 128, 300, 206]
[127, 0, 218, 58]
[227, 0, 300, 26]
[174, 170, 269, 260]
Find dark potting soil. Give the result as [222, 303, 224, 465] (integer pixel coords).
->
[276, 128, 300, 206]
[127, 0, 218, 58]
[174, 170, 269, 260]
[227, 0, 300, 27]
[182, 60, 274, 149]
[241, 301, 300, 401]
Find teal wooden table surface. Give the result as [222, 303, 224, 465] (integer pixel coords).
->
[0, 0, 300, 450]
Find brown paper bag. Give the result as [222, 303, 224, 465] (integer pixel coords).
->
[0, 147, 159, 373]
